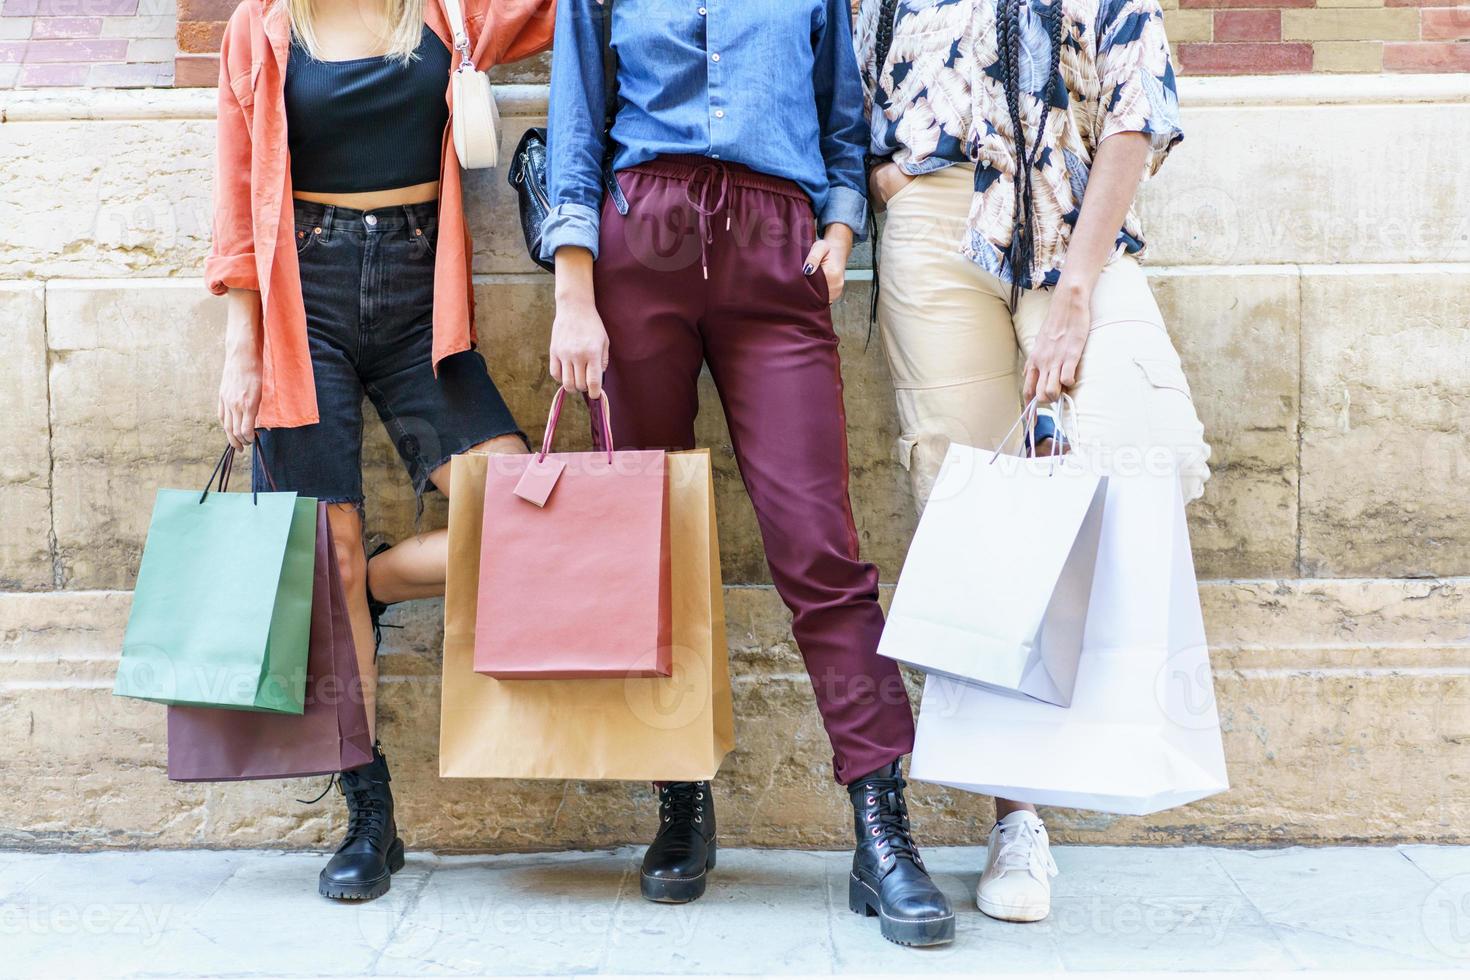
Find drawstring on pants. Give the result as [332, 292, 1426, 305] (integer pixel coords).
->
[684, 160, 731, 280]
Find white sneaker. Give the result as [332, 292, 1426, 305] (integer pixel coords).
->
[976, 811, 1058, 922]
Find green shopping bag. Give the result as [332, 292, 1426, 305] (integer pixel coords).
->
[114, 447, 316, 714]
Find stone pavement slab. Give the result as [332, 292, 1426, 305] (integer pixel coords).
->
[0, 846, 1466, 977]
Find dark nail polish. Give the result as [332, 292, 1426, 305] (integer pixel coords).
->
[803, 264, 815, 276]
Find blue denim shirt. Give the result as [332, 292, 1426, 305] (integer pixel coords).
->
[542, 0, 870, 262]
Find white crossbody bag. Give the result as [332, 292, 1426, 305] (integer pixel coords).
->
[443, 0, 500, 169]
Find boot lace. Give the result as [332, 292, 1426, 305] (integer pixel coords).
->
[658, 781, 708, 826]
[344, 783, 389, 847]
[298, 774, 388, 847]
[861, 771, 922, 869]
[296, 776, 339, 806]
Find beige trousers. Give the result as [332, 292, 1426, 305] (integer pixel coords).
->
[876, 164, 1211, 511]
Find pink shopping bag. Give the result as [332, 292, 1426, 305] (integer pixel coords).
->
[473, 390, 672, 679]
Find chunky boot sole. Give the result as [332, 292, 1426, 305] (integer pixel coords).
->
[319, 838, 406, 902]
[848, 873, 956, 947]
[639, 842, 717, 904]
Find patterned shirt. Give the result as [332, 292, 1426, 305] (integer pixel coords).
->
[856, 0, 1183, 289]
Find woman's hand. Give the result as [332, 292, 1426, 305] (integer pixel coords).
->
[1023, 280, 1091, 403]
[1022, 131, 1152, 404]
[550, 246, 610, 399]
[868, 161, 914, 213]
[218, 288, 263, 450]
[802, 223, 854, 305]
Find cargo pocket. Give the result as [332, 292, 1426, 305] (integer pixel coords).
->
[895, 434, 918, 471]
[1134, 357, 1194, 400]
[1133, 355, 1211, 501]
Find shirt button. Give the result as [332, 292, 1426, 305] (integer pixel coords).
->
[364, 213, 378, 227]
[710, 52, 720, 62]
[698, 5, 706, 13]
[714, 109, 725, 119]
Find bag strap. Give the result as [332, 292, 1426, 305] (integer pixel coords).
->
[991, 395, 1081, 469]
[540, 388, 616, 464]
[600, 0, 618, 164]
[442, 0, 474, 70]
[200, 446, 235, 503]
[251, 442, 278, 495]
[199, 443, 277, 504]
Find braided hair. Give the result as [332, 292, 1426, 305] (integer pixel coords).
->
[867, 0, 902, 345]
[876, 0, 897, 76]
[996, 0, 1066, 311]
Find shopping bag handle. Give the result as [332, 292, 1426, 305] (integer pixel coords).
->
[539, 389, 615, 464]
[991, 394, 1081, 470]
[200, 446, 235, 502]
[198, 442, 278, 505]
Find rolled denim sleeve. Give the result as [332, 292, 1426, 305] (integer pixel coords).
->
[813, 0, 871, 240]
[540, 202, 602, 260]
[542, 0, 610, 261]
[820, 185, 869, 239]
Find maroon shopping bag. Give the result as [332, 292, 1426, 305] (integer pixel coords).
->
[473, 390, 672, 679]
[166, 506, 374, 780]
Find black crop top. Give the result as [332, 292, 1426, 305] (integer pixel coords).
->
[285, 24, 451, 194]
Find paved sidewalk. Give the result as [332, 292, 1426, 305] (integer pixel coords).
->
[1, 845, 1468, 977]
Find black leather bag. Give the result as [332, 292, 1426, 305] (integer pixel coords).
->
[508, 128, 555, 272]
[508, 0, 618, 273]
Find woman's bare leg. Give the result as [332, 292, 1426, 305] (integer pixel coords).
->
[365, 433, 528, 603]
[326, 502, 376, 742]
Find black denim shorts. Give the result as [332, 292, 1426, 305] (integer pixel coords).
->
[256, 200, 525, 507]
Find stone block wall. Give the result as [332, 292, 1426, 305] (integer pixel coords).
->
[0, 76, 1467, 850]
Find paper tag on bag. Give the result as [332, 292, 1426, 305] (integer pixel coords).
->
[513, 457, 565, 507]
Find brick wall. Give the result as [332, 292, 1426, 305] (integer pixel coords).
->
[171, 0, 552, 88]
[0, 4, 1467, 97]
[172, 0, 227, 85]
[1164, 0, 1470, 74]
[0, 0, 174, 87]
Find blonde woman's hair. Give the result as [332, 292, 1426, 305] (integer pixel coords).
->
[277, 0, 427, 63]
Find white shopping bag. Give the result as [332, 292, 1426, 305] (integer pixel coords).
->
[879, 402, 1107, 706]
[909, 469, 1229, 815]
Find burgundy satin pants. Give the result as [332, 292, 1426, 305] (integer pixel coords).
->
[593, 156, 915, 784]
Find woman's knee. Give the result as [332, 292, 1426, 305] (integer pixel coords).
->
[431, 434, 528, 499]
[326, 503, 367, 595]
[469, 433, 528, 456]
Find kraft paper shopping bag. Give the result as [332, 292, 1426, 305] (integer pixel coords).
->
[909, 469, 1229, 815]
[442, 449, 733, 781]
[115, 447, 314, 714]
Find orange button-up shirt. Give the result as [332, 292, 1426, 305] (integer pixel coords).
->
[205, 0, 556, 429]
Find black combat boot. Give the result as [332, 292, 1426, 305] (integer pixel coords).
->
[364, 542, 397, 655]
[847, 760, 955, 946]
[318, 745, 405, 901]
[640, 781, 716, 903]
